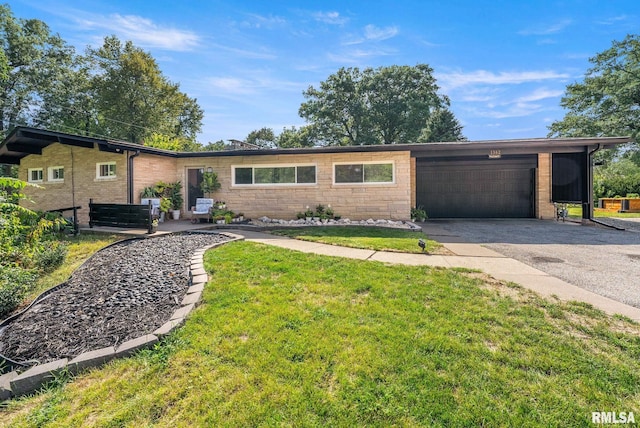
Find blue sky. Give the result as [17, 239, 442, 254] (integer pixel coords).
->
[8, 0, 640, 143]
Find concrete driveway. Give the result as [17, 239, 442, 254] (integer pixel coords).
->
[421, 219, 640, 309]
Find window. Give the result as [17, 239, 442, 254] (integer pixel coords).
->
[233, 165, 317, 185]
[96, 162, 116, 179]
[334, 162, 394, 184]
[48, 166, 64, 182]
[28, 168, 43, 183]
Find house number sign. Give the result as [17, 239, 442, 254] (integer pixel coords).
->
[488, 149, 502, 159]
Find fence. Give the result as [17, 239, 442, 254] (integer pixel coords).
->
[89, 199, 153, 233]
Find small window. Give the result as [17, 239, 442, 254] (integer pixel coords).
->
[334, 162, 394, 184]
[96, 162, 116, 179]
[48, 166, 64, 182]
[28, 168, 43, 183]
[233, 165, 316, 185]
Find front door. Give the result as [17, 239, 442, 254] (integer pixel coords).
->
[187, 168, 204, 210]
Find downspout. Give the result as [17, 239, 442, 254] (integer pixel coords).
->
[128, 150, 141, 204]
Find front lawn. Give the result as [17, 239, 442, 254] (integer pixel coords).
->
[2, 241, 639, 427]
[270, 226, 443, 254]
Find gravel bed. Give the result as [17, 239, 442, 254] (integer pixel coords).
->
[0, 232, 231, 365]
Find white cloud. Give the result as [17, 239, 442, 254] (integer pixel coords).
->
[437, 69, 570, 89]
[596, 15, 630, 25]
[515, 88, 564, 103]
[312, 11, 349, 25]
[76, 13, 200, 51]
[518, 19, 572, 35]
[363, 24, 398, 41]
[241, 13, 287, 29]
[344, 24, 399, 45]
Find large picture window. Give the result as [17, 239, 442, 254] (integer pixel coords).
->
[334, 162, 394, 184]
[233, 165, 316, 185]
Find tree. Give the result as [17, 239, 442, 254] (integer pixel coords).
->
[245, 127, 276, 148]
[143, 132, 203, 152]
[276, 126, 316, 148]
[88, 35, 203, 144]
[202, 140, 226, 151]
[0, 4, 75, 135]
[419, 108, 466, 142]
[548, 34, 640, 154]
[299, 64, 457, 145]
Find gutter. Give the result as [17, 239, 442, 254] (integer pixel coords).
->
[127, 150, 141, 204]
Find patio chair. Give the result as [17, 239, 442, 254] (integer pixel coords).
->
[141, 198, 161, 219]
[191, 198, 214, 223]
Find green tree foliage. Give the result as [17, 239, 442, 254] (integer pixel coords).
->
[0, 4, 75, 135]
[419, 108, 466, 142]
[299, 64, 459, 145]
[594, 158, 640, 199]
[548, 34, 640, 151]
[549, 34, 640, 196]
[88, 36, 203, 144]
[202, 140, 226, 151]
[245, 127, 276, 148]
[1, 177, 68, 317]
[143, 132, 203, 152]
[276, 126, 316, 148]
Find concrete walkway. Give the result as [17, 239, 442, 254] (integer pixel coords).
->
[82, 221, 640, 322]
[228, 229, 640, 322]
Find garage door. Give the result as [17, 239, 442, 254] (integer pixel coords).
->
[416, 156, 536, 218]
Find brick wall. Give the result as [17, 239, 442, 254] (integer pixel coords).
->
[132, 153, 178, 201]
[536, 153, 555, 219]
[19, 144, 128, 224]
[176, 151, 413, 220]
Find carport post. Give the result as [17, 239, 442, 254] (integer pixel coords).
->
[583, 145, 601, 221]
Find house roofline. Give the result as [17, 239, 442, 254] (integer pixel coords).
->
[0, 126, 633, 164]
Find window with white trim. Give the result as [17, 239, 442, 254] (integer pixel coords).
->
[233, 164, 316, 185]
[334, 162, 394, 184]
[28, 168, 43, 183]
[96, 162, 116, 179]
[48, 166, 64, 182]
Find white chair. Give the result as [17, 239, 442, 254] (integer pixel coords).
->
[141, 198, 161, 218]
[191, 198, 214, 223]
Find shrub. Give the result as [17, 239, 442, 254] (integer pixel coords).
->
[33, 240, 68, 273]
[0, 266, 36, 318]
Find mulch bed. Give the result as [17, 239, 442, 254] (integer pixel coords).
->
[0, 232, 231, 365]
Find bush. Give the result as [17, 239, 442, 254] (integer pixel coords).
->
[0, 266, 36, 318]
[32, 240, 68, 273]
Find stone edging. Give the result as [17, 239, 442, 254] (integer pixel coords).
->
[0, 232, 244, 401]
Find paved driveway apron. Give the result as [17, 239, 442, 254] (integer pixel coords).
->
[421, 219, 640, 309]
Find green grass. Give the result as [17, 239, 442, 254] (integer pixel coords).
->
[2, 241, 640, 427]
[567, 204, 640, 218]
[270, 226, 443, 254]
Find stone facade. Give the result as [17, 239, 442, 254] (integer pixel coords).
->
[17, 143, 560, 223]
[536, 153, 555, 219]
[176, 151, 413, 220]
[19, 144, 128, 224]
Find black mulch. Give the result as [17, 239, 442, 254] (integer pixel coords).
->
[0, 232, 231, 365]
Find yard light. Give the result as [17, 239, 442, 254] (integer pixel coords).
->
[418, 239, 426, 252]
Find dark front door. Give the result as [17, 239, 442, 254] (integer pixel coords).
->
[416, 156, 537, 218]
[187, 168, 204, 210]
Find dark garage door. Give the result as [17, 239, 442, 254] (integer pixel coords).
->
[416, 156, 537, 218]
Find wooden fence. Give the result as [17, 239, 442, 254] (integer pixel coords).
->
[89, 199, 153, 233]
